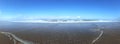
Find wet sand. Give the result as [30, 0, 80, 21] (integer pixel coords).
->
[0, 22, 120, 44]
[0, 33, 13, 44]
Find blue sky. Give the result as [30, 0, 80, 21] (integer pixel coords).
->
[0, 0, 120, 21]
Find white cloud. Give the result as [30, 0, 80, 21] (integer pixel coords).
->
[76, 16, 80, 18]
[0, 15, 81, 21]
[17, 16, 81, 20]
[11, 20, 114, 23]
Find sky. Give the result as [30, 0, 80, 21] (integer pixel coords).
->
[0, 0, 120, 21]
